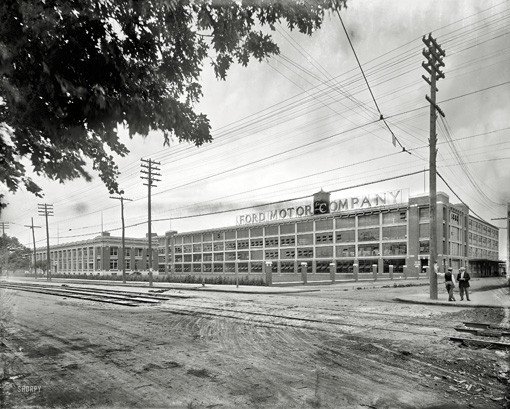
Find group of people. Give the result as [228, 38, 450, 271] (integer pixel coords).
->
[437, 266, 471, 301]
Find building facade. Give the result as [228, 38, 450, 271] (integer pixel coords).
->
[162, 191, 500, 283]
[35, 232, 158, 276]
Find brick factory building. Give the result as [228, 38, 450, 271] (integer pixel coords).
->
[161, 190, 500, 284]
[34, 232, 159, 276]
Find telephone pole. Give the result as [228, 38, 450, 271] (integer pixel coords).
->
[37, 204, 54, 280]
[422, 33, 445, 300]
[0, 221, 8, 237]
[141, 158, 161, 287]
[110, 195, 133, 284]
[24, 218, 41, 278]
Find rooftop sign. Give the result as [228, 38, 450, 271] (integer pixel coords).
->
[236, 190, 405, 226]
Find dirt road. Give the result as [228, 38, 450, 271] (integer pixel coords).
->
[1, 284, 508, 408]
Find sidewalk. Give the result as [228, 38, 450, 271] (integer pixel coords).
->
[395, 282, 510, 308]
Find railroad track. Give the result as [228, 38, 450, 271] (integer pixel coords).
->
[0, 282, 190, 307]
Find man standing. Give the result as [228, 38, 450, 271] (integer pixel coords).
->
[437, 267, 456, 301]
[457, 267, 471, 301]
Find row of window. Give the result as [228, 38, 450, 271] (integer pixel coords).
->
[469, 219, 498, 238]
[174, 211, 408, 244]
[174, 242, 407, 262]
[469, 233, 498, 249]
[174, 226, 408, 253]
[172, 258, 407, 274]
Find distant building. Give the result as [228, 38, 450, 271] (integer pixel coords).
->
[35, 232, 158, 276]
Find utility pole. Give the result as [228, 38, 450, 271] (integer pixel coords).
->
[110, 195, 133, 284]
[0, 221, 8, 237]
[422, 33, 445, 300]
[24, 218, 41, 278]
[37, 204, 54, 280]
[141, 158, 161, 287]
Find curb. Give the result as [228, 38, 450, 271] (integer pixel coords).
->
[394, 297, 509, 309]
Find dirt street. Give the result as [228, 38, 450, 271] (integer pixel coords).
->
[1, 284, 509, 408]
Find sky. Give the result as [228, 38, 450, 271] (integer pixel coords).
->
[2, 0, 510, 261]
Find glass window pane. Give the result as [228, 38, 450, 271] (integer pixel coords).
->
[316, 246, 333, 258]
[237, 229, 249, 239]
[358, 243, 380, 256]
[335, 217, 355, 229]
[336, 230, 355, 243]
[358, 214, 379, 227]
[297, 221, 313, 233]
[297, 234, 313, 246]
[382, 242, 407, 256]
[358, 228, 379, 242]
[250, 227, 263, 237]
[265, 225, 278, 236]
[336, 245, 355, 258]
[315, 219, 333, 231]
[280, 224, 295, 234]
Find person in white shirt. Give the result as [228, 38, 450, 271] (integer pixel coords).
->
[456, 267, 471, 301]
[436, 267, 456, 301]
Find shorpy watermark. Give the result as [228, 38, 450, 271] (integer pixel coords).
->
[17, 385, 42, 393]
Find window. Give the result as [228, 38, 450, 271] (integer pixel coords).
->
[382, 243, 407, 256]
[203, 243, 213, 251]
[136, 248, 143, 257]
[110, 247, 118, 256]
[316, 261, 331, 273]
[265, 250, 278, 259]
[251, 262, 263, 272]
[213, 253, 223, 261]
[336, 230, 355, 243]
[225, 231, 236, 240]
[335, 217, 355, 229]
[315, 219, 333, 231]
[250, 227, 263, 237]
[315, 232, 333, 244]
[297, 248, 313, 258]
[358, 259, 377, 274]
[419, 207, 430, 222]
[419, 223, 430, 238]
[280, 249, 295, 259]
[239, 263, 249, 273]
[125, 259, 131, 270]
[225, 252, 236, 261]
[213, 232, 223, 241]
[358, 214, 379, 227]
[383, 259, 405, 273]
[183, 236, 192, 244]
[250, 250, 263, 260]
[203, 253, 213, 262]
[237, 240, 249, 249]
[419, 241, 429, 254]
[336, 245, 355, 258]
[382, 225, 407, 240]
[280, 262, 295, 273]
[316, 246, 333, 258]
[297, 221, 313, 233]
[192, 234, 202, 243]
[109, 259, 118, 270]
[213, 242, 224, 251]
[297, 234, 313, 246]
[358, 228, 379, 242]
[237, 251, 249, 260]
[193, 244, 202, 252]
[203, 233, 212, 242]
[203, 264, 212, 272]
[336, 260, 354, 274]
[183, 245, 192, 253]
[193, 254, 202, 262]
[382, 211, 407, 224]
[281, 224, 295, 234]
[358, 244, 380, 256]
[225, 241, 236, 250]
[280, 236, 295, 246]
[265, 225, 279, 236]
[265, 237, 279, 247]
[225, 263, 235, 272]
[193, 264, 201, 273]
[237, 229, 249, 239]
[250, 239, 263, 247]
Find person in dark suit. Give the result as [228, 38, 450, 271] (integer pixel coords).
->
[457, 267, 471, 301]
[437, 267, 456, 301]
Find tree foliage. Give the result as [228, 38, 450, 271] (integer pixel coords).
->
[0, 0, 345, 196]
[0, 234, 30, 272]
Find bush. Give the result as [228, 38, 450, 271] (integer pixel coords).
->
[22, 272, 265, 286]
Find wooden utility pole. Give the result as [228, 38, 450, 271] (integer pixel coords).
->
[422, 33, 445, 300]
[24, 218, 41, 278]
[0, 221, 8, 237]
[37, 204, 54, 280]
[110, 196, 133, 284]
[141, 158, 161, 287]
